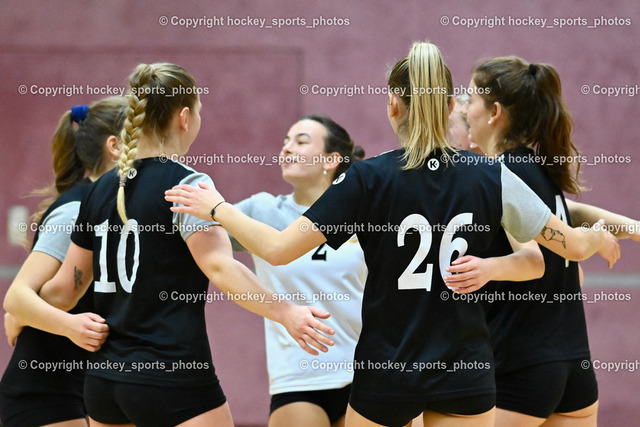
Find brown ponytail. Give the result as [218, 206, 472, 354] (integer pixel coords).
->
[31, 97, 127, 226]
[472, 57, 581, 195]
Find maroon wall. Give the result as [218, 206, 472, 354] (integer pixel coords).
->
[1, 1, 638, 425]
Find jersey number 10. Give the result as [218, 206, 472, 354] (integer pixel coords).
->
[94, 219, 140, 293]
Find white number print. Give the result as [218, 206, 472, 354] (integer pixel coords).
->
[555, 195, 570, 268]
[94, 218, 141, 293]
[397, 213, 472, 291]
[439, 213, 472, 276]
[397, 214, 433, 290]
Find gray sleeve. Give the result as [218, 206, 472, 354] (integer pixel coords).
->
[171, 173, 218, 241]
[230, 197, 254, 252]
[500, 163, 552, 243]
[31, 201, 81, 262]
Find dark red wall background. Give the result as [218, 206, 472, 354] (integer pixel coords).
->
[1, 1, 638, 425]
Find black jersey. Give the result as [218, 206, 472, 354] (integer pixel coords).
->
[71, 158, 218, 387]
[304, 149, 551, 404]
[483, 147, 590, 373]
[0, 179, 93, 399]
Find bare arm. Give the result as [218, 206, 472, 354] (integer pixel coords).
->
[166, 182, 619, 271]
[38, 243, 94, 310]
[166, 182, 326, 265]
[185, 225, 333, 355]
[566, 199, 640, 240]
[533, 215, 619, 268]
[443, 232, 545, 293]
[3, 248, 108, 351]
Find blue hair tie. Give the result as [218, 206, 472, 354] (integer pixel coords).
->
[70, 105, 89, 123]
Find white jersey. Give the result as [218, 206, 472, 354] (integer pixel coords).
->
[234, 193, 366, 395]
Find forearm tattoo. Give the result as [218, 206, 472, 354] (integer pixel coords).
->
[540, 226, 567, 249]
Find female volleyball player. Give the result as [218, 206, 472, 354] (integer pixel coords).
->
[166, 42, 619, 426]
[1, 97, 125, 427]
[239, 115, 539, 427]
[232, 115, 366, 427]
[32, 63, 334, 427]
[464, 56, 639, 427]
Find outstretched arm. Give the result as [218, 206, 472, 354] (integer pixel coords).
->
[566, 199, 640, 240]
[166, 182, 326, 265]
[443, 232, 545, 293]
[186, 225, 333, 355]
[4, 248, 108, 351]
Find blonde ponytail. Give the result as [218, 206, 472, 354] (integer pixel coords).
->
[388, 41, 453, 169]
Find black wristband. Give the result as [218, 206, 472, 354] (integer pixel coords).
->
[210, 200, 227, 220]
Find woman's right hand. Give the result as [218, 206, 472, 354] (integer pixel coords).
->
[166, 182, 225, 221]
[279, 304, 335, 356]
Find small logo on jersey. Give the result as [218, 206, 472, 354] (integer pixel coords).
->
[127, 168, 137, 179]
[332, 172, 346, 185]
[427, 158, 440, 171]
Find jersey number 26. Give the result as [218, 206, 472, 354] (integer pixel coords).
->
[397, 213, 472, 291]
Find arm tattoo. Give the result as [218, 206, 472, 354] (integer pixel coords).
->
[73, 266, 83, 290]
[540, 226, 567, 249]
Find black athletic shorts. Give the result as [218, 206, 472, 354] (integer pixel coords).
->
[0, 391, 85, 427]
[270, 384, 351, 424]
[350, 393, 495, 427]
[495, 359, 598, 418]
[84, 375, 227, 427]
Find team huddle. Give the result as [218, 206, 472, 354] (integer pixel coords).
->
[1, 41, 638, 427]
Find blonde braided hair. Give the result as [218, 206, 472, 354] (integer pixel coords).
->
[116, 64, 155, 224]
[116, 63, 199, 224]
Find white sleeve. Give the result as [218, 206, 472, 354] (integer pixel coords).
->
[171, 173, 218, 241]
[500, 163, 552, 243]
[32, 201, 81, 262]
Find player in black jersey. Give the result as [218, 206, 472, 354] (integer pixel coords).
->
[31, 63, 334, 427]
[166, 42, 620, 427]
[464, 56, 640, 427]
[1, 98, 124, 427]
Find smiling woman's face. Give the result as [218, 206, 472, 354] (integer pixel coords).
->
[279, 119, 329, 185]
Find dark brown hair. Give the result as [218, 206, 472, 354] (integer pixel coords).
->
[299, 114, 364, 178]
[472, 56, 581, 194]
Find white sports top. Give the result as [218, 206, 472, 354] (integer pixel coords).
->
[234, 192, 366, 394]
